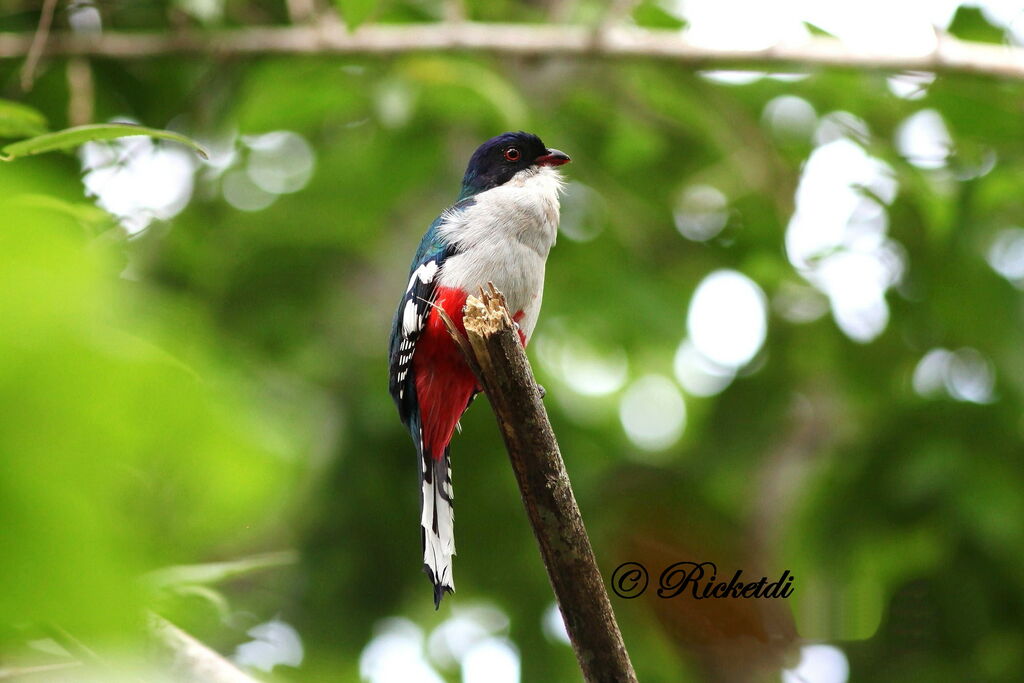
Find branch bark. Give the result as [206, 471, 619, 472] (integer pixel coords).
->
[1, 22, 1023, 80]
[450, 285, 637, 683]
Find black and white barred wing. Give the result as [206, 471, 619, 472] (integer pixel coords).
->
[388, 220, 464, 608]
[389, 258, 440, 410]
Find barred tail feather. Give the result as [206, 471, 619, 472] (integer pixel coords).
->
[421, 448, 455, 608]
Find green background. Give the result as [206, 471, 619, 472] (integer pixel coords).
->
[1, 1, 1022, 681]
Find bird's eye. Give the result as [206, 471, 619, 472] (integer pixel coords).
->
[504, 147, 521, 162]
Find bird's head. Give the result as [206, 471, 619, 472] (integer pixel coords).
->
[459, 131, 570, 198]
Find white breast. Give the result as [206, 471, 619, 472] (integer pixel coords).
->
[437, 166, 564, 341]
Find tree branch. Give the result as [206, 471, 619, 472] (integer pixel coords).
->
[148, 613, 259, 683]
[0, 22, 1023, 79]
[66, 57, 94, 126]
[449, 285, 636, 683]
[18, 0, 57, 90]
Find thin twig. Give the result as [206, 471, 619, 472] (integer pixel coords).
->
[442, 0, 466, 23]
[19, 0, 58, 90]
[41, 623, 107, 669]
[66, 56, 93, 126]
[1, 23, 1024, 80]
[148, 613, 259, 683]
[0, 662, 82, 679]
[285, 0, 316, 24]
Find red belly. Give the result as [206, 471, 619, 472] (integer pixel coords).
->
[413, 287, 525, 461]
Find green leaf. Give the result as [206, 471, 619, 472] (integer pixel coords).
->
[948, 6, 1006, 44]
[9, 194, 118, 236]
[0, 98, 48, 138]
[632, 1, 686, 30]
[803, 21, 835, 37]
[0, 123, 208, 161]
[334, 0, 376, 30]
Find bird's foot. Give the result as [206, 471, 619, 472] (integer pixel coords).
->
[537, 383, 546, 398]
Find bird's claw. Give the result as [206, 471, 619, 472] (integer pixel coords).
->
[537, 383, 546, 398]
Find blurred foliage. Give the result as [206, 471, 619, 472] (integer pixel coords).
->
[0, 188, 297, 642]
[0, 122, 209, 159]
[2, 1, 1024, 682]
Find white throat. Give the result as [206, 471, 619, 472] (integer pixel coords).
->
[436, 165, 565, 343]
[439, 166, 564, 255]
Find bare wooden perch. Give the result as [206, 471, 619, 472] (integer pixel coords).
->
[445, 285, 637, 683]
[2, 23, 1024, 80]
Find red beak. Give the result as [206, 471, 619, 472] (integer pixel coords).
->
[535, 148, 571, 167]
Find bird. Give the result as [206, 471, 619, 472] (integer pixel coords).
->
[388, 132, 570, 608]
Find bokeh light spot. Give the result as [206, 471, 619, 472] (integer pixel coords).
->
[244, 130, 316, 195]
[782, 644, 849, 683]
[763, 95, 818, 142]
[785, 133, 904, 343]
[814, 111, 871, 147]
[912, 347, 997, 404]
[80, 123, 198, 234]
[233, 619, 304, 672]
[559, 182, 606, 243]
[673, 340, 735, 397]
[68, 1, 102, 33]
[887, 71, 935, 100]
[687, 270, 768, 368]
[462, 638, 520, 683]
[987, 227, 1024, 287]
[674, 185, 729, 242]
[541, 603, 571, 645]
[535, 329, 628, 397]
[223, 169, 277, 212]
[896, 109, 952, 170]
[360, 619, 443, 683]
[619, 375, 686, 452]
[773, 282, 830, 324]
[427, 605, 509, 670]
